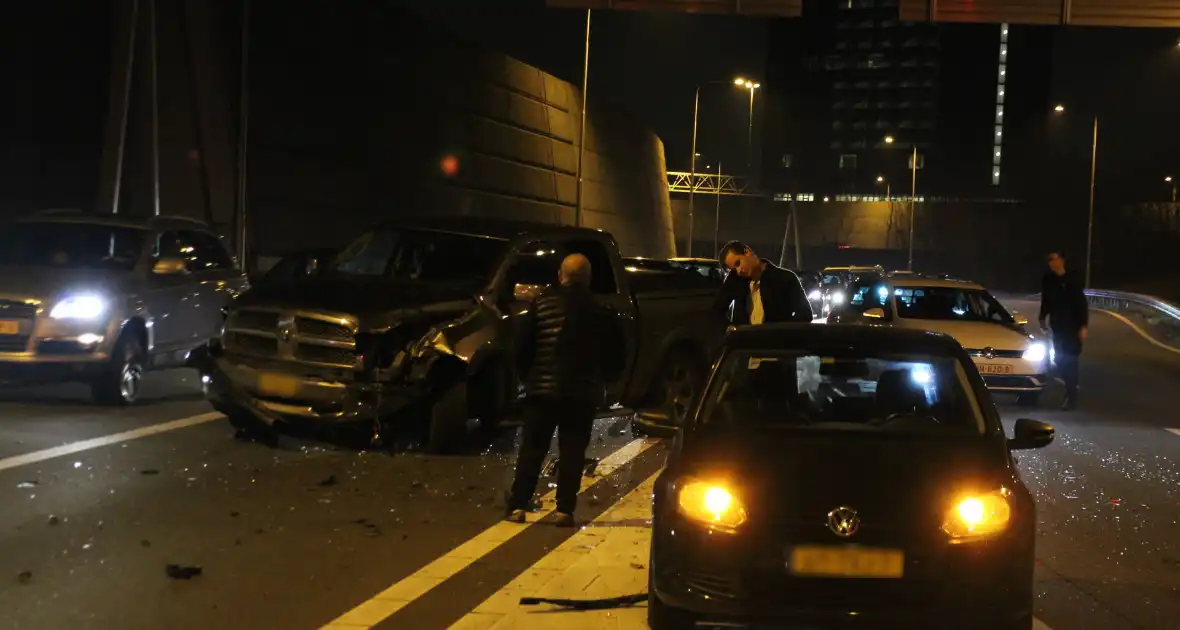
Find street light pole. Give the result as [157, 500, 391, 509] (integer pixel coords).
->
[747, 86, 755, 170]
[1084, 115, 1098, 289]
[908, 144, 917, 271]
[713, 161, 722, 255]
[687, 85, 700, 257]
[1167, 176, 1176, 203]
[574, 9, 591, 229]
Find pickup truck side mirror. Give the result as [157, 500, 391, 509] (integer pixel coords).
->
[863, 307, 885, 319]
[1012, 311, 1029, 326]
[513, 283, 545, 302]
[153, 256, 188, 275]
[1008, 418, 1054, 450]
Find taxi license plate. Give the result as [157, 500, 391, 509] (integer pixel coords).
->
[0, 320, 20, 336]
[257, 372, 301, 398]
[978, 363, 1013, 375]
[788, 546, 904, 579]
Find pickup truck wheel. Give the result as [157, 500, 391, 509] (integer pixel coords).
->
[655, 349, 704, 430]
[91, 335, 145, 406]
[426, 383, 468, 454]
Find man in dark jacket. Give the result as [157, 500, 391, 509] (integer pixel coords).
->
[1039, 250, 1089, 410]
[505, 253, 625, 527]
[716, 241, 814, 325]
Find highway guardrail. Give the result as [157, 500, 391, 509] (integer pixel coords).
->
[1084, 289, 1180, 331]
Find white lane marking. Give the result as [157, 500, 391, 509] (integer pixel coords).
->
[320, 437, 660, 629]
[0, 411, 224, 473]
[1165, 428, 1180, 437]
[1098, 309, 1180, 356]
[447, 470, 660, 629]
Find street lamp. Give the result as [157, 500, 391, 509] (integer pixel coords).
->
[1052, 103, 1099, 288]
[883, 135, 919, 270]
[1167, 175, 1177, 203]
[884, 135, 895, 144]
[686, 77, 763, 257]
[734, 78, 761, 171]
[876, 175, 890, 200]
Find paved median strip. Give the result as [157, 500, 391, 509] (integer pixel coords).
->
[0, 411, 224, 473]
[320, 437, 660, 629]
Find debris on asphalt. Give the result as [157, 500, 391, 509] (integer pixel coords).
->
[16, 571, 32, 585]
[230, 511, 240, 518]
[47, 515, 61, 526]
[165, 564, 203, 580]
[519, 593, 647, 609]
[140, 469, 160, 475]
[141, 540, 151, 548]
[17, 480, 37, 488]
[318, 474, 338, 487]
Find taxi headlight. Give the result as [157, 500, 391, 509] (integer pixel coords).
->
[1022, 342, 1046, 362]
[50, 294, 108, 320]
[942, 488, 1011, 542]
[676, 477, 748, 532]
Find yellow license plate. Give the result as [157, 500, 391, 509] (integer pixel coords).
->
[978, 363, 1013, 374]
[257, 372, 300, 398]
[788, 546, 905, 579]
[0, 320, 20, 336]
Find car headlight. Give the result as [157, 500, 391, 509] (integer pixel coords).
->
[675, 477, 748, 532]
[831, 291, 845, 305]
[808, 290, 821, 301]
[942, 488, 1011, 542]
[1022, 342, 1046, 362]
[49, 295, 108, 320]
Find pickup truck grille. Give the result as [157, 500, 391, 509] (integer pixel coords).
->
[0, 300, 37, 353]
[224, 307, 358, 368]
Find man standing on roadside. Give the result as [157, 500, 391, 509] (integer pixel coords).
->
[505, 254, 625, 527]
[1039, 251, 1089, 410]
[716, 240, 814, 325]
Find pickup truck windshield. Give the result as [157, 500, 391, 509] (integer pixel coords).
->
[0, 222, 147, 271]
[329, 227, 508, 288]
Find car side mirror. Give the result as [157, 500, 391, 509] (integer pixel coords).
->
[513, 283, 545, 302]
[1012, 311, 1029, 326]
[1009, 418, 1054, 450]
[863, 307, 885, 319]
[153, 256, 188, 275]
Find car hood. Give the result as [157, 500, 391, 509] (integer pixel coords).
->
[895, 318, 1032, 350]
[233, 277, 477, 328]
[681, 427, 1007, 528]
[0, 266, 133, 302]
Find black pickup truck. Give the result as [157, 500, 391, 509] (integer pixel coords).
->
[203, 221, 725, 452]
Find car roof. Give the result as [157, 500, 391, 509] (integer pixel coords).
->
[384, 217, 608, 242]
[669, 257, 720, 264]
[723, 323, 966, 357]
[15, 213, 213, 232]
[889, 276, 985, 290]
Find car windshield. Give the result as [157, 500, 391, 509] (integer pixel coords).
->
[894, 286, 1015, 323]
[699, 349, 985, 435]
[0, 222, 147, 271]
[329, 227, 508, 289]
[822, 272, 845, 286]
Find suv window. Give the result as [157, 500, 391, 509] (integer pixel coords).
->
[505, 240, 618, 295]
[158, 230, 233, 272]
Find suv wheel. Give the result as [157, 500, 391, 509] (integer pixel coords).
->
[659, 349, 703, 429]
[91, 334, 145, 406]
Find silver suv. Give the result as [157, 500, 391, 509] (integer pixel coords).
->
[0, 213, 247, 404]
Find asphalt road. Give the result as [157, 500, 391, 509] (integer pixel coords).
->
[0, 304, 1177, 630]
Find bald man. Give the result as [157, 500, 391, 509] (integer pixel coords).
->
[505, 253, 625, 527]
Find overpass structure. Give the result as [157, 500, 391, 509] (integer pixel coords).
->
[547, 0, 1180, 27]
[666, 171, 759, 197]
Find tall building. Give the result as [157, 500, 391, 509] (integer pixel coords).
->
[761, 0, 1052, 200]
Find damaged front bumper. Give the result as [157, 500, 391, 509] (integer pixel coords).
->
[203, 346, 424, 427]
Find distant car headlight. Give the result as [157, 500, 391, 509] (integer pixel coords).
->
[808, 290, 821, 301]
[1022, 342, 1047, 362]
[676, 477, 748, 533]
[831, 291, 845, 305]
[49, 295, 108, 320]
[942, 488, 1011, 542]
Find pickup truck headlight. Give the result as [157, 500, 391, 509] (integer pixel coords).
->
[1022, 342, 1046, 362]
[50, 294, 108, 320]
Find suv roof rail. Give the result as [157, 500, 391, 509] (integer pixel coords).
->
[151, 215, 210, 227]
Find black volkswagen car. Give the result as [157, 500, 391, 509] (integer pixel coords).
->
[649, 324, 1054, 630]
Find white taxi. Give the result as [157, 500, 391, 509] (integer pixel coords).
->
[859, 276, 1049, 405]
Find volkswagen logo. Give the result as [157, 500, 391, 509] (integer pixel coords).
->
[827, 506, 860, 538]
[981, 347, 996, 360]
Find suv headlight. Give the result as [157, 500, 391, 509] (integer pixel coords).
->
[1022, 342, 1046, 362]
[50, 295, 108, 320]
[675, 477, 749, 533]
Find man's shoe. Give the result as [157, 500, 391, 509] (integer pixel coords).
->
[1061, 395, 1078, 411]
[505, 509, 527, 523]
[554, 512, 576, 528]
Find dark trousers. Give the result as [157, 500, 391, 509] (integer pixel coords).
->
[1052, 334, 1082, 397]
[507, 396, 595, 515]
